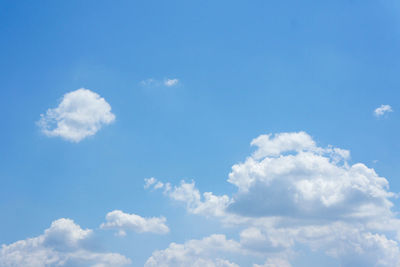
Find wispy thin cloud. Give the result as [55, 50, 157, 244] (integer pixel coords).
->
[140, 78, 180, 88]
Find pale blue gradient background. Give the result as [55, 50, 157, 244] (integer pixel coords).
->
[1, 1, 399, 265]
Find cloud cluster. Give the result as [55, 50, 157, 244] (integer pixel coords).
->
[374, 104, 393, 117]
[38, 88, 115, 142]
[147, 132, 400, 266]
[100, 210, 169, 236]
[0, 218, 130, 267]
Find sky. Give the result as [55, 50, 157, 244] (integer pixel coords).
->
[1, 0, 400, 266]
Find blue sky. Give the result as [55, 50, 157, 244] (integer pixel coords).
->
[1, 1, 400, 266]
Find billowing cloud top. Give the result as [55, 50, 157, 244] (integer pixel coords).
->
[38, 88, 115, 142]
[228, 132, 392, 220]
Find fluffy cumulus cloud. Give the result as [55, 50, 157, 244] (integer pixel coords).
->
[228, 132, 393, 220]
[146, 178, 231, 218]
[149, 132, 400, 266]
[145, 234, 242, 267]
[100, 210, 169, 236]
[38, 88, 115, 142]
[374, 104, 393, 117]
[0, 218, 130, 267]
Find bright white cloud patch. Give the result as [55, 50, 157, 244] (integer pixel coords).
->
[164, 78, 179, 87]
[374, 104, 393, 117]
[0, 218, 130, 267]
[228, 132, 393, 220]
[100, 210, 169, 236]
[250, 131, 317, 158]
[38, 88, 115, 142]
[150, 132, 400, 266]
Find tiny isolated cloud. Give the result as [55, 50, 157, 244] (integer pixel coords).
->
[140, 78, 158, 87]
[37, 88, 115, 142]
[0, 218, 131, 267]
[164, 78, 179, 87]
[140, 78, 179, 88]
[100, 210, 169, 236]
[374, 104, 393, 117]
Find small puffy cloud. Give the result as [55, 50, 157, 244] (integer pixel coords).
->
[140, 78, 157, 87]
[144, 177, 157, 189]
[144, 177, 164, 190]
[164, 78, 179, 87]
[374, 104, 393, 117]
[0, 218, 130, 267]
[100, 210, 169, 236]
[145, 178, 231, 218]
[145, 234, 242, 267]
[38, 88, 115, 142]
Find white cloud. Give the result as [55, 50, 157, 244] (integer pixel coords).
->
[144, 177, 157, 189]
[140, 78, 180, 88]
[164, 78, 179, 87]
[228, 132, 393, 221]
[374, 104, 393, 117]
[100, 210, 169, 236]
[38, 88, 115, 142]
[250, 132, 317, 159]
[145, 234, 242, 267]
[145, 179, 231, 218]
[0, 218, 130, 267]
[150, 132, 400, 266]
